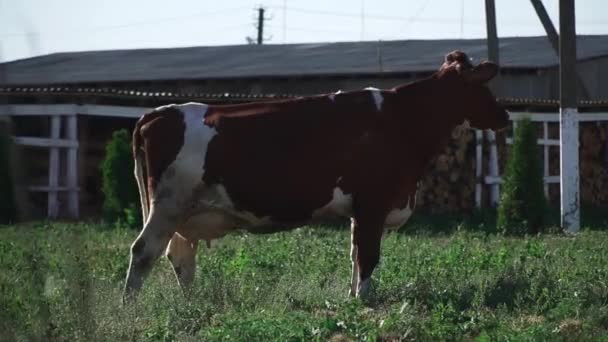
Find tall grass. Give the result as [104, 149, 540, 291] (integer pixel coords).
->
[1, 220, 608, 341]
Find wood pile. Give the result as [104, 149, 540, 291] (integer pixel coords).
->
[579, 122, 608, 206]
[415, 120, 608, 213]
[416, 124, 477, 213]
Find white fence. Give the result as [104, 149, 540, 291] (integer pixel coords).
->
[475, 111, 608, 208]
[0, 104, 151, 219]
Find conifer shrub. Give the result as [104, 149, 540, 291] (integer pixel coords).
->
[100, 129, 141, 228]
[497, 117, 546, 235]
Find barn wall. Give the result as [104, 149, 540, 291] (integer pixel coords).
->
[578, 58, 608, 100]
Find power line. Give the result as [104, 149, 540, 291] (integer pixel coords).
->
[265, 24, 356, 35]
[400, 0, 431, 33]
[268, 5, 501, 25]
[460, 0, 465, 38]
[360, 0, 365, 40]
[0, 6, 250, 38]
[282, 0, 287, 43]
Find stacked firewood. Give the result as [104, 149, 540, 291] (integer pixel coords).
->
[416, 124, 477, 213]
[546, 122, 608, 205]
[416, 120, 608, 212]
[579, 122, 608, 205]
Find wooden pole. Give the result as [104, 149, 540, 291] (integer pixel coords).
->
[48, 116, 61, 218]
[559, 0, 580, 232]
[485, 0, 499, 63]
[529, 0, 559, 51]
[66, 114, 79, 219]
[529, 0, 589, 98]
[543, 121, 550, 197]
[485, 0, 500, 207]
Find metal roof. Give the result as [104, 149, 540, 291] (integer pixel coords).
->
[3, 86, 608, 111]
[1, 35, 608, 85]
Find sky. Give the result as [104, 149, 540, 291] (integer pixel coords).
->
[0, 0, 607, 62]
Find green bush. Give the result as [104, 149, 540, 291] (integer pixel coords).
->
[497, 117, 546, 235]
[0, 119, 17, 224]
[100, 129, 141, 228]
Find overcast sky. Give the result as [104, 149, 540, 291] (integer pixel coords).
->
[0, 0, 606, 62]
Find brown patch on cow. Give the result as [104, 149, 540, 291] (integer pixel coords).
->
[133, 106, 186, 195]
[202, 90, 381, 223]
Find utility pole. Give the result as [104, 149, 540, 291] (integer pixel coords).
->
[558, 0, 580, 232]
[484, 0, 500, 207]
[485, 0, 499, 64]
[257, 7, 265, 45]
[246, 7, 271, 45]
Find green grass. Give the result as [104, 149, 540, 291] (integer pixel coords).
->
[1, 218, 608, 341]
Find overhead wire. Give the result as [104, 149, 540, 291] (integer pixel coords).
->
[0, 6, 250, 39]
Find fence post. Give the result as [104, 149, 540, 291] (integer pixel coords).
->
[486, 130, 500, 206]
[475, 129, 483, 208]
[67, 114, 79, 218]
[48, 115, 61, 218]
[543, 121, 550, 197]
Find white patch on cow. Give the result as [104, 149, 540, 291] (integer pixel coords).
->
[384, 195, 416, 230]
[365, 87, 383, 111]
[150, 103, 215, 212]
[312, 187, 353, 218]
[328, 90, 343, 102]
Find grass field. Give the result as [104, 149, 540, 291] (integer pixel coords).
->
[1, 214, 608, 341]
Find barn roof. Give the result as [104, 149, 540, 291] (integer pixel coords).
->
[2, 35, 608, 85]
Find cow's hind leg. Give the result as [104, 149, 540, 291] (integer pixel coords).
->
[123, 209, 174, 302]
[166, 233, 198, 293]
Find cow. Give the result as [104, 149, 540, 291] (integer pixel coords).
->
[122, 50, 509, 302]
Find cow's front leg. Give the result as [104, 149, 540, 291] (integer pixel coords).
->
[348, 218, 359, 297]
[123, 208, 174, 303]
[166, 232, 199, 293]
[351, 213, 385, 299]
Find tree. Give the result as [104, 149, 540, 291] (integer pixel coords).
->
[497, 117, 546, 235]
[100, 129, 141, 228]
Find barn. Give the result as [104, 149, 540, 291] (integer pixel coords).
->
[1, 35, 608, 219]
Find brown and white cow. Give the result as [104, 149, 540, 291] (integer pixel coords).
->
[123, 50, 509, 302]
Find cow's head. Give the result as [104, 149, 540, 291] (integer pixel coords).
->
[435, 50, 509, 131]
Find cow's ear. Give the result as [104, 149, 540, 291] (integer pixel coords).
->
[462, 61, 498, 84]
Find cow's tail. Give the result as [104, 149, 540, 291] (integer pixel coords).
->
[133, 115, 151, 224]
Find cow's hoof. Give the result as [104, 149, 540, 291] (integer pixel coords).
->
[356, 278, 372, 299]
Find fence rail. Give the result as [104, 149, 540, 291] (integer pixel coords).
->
[475, 111, 608, 208]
